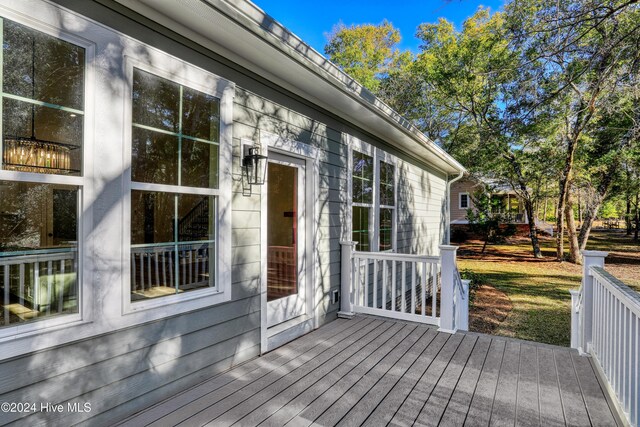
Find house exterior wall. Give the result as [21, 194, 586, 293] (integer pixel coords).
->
[0, 1, 450, 425]
[450, 178, 478, 223]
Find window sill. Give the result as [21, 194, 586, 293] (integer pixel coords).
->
[123, 286, 230, 317]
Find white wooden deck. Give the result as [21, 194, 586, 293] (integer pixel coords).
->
[119, 315, 620, 426]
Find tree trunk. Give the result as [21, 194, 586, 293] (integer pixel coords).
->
[525, 198, 543, 258]
[578, 200, 601, 252]
[627, 197, 633, 235]
[565, 192, 582, 264]
[635, 193, 639, 241]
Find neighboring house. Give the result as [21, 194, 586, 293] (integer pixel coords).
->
[450, 176, 528, 225]
[0, 0, 464, 424]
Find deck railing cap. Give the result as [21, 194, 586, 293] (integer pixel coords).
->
[580, 250, 609, 258]
[438, 245, 459, 251]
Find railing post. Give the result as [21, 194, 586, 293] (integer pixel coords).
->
[338, 241, 357, 319]
[580, 250, 608, 354]
[439, 244, 458, 333]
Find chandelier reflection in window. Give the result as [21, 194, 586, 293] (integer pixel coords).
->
[3, 136, 77, 174]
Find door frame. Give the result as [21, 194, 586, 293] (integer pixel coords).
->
[255, 132, 319, 354]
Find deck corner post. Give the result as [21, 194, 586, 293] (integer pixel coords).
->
[338, 241, 357, 319]
[438, 244, 458, 333]
[579, 250, 608, 354]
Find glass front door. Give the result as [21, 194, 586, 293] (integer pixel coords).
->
[266, 153, 306, 326]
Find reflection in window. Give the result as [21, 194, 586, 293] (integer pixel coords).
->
[352, 206, 370, 252]
[379, 161, 395, 251]
[352, 151, 373, 204]
[0, 181, 79, 326]
[1, 19, 84, 176]
[130, 192, 216, 301]
[131, 68, 220, 189]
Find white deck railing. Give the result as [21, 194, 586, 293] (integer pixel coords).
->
[571, 251, 639, 427]
[0, 248, 77, 325]
[131, 243, 212, 295]
[339, 242, 468, 333]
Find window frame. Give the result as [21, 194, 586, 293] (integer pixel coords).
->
[459, 192, 470, 210]
[0, 13, 95, 339]
[347, 136, 397, 253]
[122, 56, 233, 315]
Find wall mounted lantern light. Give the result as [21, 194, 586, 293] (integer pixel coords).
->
[243, 147, 267, 185]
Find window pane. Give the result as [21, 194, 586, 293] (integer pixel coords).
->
[3, 20, 84, 110]
[380, 161, 394, 206]
[0, 181, 78, 327]
[2, 98, 82, 175]
[132, 68, 179, 132]
[182, 86, 219, 141]
[131, 127, 178, 185]
[177, 194, 214, 241]
[352, 151, 373, 204]
[131, 191, 175, 245]
[460, 194, 468, 208]
[181, 140, 217, 189]
[130, 191, 215, 301]
[352, 206, 370, 252]
[380, 208, 393, 251]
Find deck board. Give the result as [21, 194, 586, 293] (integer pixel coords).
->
[490, 341, 521, 426]
[515, 344, 540, 426]
[438, 336, 492, 426]
[117, 315, 621, 427]
[537, 347, 566, 427]
[464, 338, 505, 427]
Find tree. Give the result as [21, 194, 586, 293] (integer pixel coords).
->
[324, 20, 408, 93]
[505, 0, 640, 262]
[466, 190, 517, 253]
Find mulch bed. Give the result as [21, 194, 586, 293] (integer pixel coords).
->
[469, 284, 512, 334]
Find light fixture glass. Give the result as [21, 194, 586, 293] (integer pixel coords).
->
[243, 147, 267, 185]
[2, 137, 76, 174]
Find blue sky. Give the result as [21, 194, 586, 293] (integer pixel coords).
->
[253, 0, 505, 55]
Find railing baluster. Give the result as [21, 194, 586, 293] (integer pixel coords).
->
[162, 250, 167, 286]
[189, 249, 193, 285]
[364, 258, 369, 308]
[355, 258, 361, 307]
[401, 261, 406, 314]
[154, 252, 160, 289]
[58, 259, 65, 313]
[432, 263, 437, 318]
[140, 253, 145, 292]
[382, 259, 388, 310]
[18, 263, 25, 308]
[421, 261, 426, 317]
[3, 266, 9, 326]
[411, 263, 416, 314]
[47, 261, 53, 316]
[34, 262, 40, 312]
[391, 260, 396, 312]
[373, 259, 378, 309]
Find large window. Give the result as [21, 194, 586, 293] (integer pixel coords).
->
[0, 19, 84, 327]
[351, 147, 396, 252]
[129, 67, 220, 302]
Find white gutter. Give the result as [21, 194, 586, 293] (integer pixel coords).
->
[446, 170, 465, 244]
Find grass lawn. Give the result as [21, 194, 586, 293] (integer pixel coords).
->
[457, 229, 640, 347]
